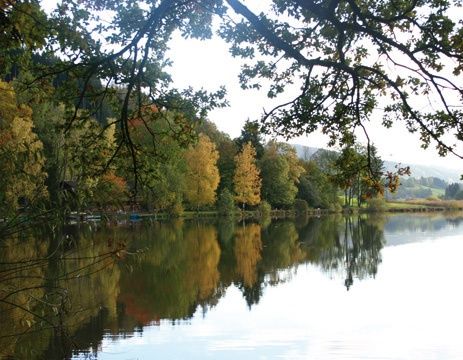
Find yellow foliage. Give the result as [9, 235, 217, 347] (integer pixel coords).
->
[0, 81, 47, 213]
[234, 142, 261, 206]
[185, 225, 221, 300]
[234, 223, 262, 287]
[184, 134, 220, 207]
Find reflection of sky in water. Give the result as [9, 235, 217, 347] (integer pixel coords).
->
[75, 228, 463, 359]
[384, 214, 463, 246]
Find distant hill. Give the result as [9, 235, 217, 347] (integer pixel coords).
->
[292, 144, 320, 161]
[292, 144, 461, 183]
[383, 161, 460, 183]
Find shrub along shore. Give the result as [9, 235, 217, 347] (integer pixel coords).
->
[74, 200, 463, 223]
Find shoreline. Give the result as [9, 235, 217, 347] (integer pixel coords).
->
[69, 204, 463, 222]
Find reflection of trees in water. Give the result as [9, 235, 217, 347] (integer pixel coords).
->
[0, 224, 126, 359]
[234, 221, 305, 308]
[0, 215, 390, 358]
[118, 221, 221, 325]
[0, 229, 49, 358]
[385, 213, 463, 234]
[445, 214, 463, 227]
[299, 215, 386, 290]
[234, 223, 262, 288]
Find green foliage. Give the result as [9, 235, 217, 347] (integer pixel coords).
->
[331, 144, 384, 207]
[260, 141, 305, 208]
[0, 1, 49, 76]
[1, 0, 462, 217]
[127, 109, 191, 211]
[294, 199, 308, 215]
[167, 198, 185, 218]
[297, 160, 339, 209]
[217, 188, 235, 216]
[222, 0, 463, 160]
[445, 183, 463, 200]
[217, 139, 238, 193]
[258, 201, 272, 218]
[261, 155, 295, 208]
[366, 197, 388, 212]
[235, 120, 264, 159]
[61, 118, 117, 209]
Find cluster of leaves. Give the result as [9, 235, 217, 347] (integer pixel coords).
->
[221, 0, 463, 160]
[3, 0, 460, 219]
[3, 0, 462, 166]
[0, 81, 47, 216]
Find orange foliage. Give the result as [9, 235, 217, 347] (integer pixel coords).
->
[102, 172, 127, 193]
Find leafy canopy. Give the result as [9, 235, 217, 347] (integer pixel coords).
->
[3, 0, 463, 166]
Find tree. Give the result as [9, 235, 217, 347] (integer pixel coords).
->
[184, 134, 220, 209]
[0, 81, 47, 215]
[357, 145, 385, 205]
[297, 160, 340, 210]
[93, 172, 128, 209]
[0, 1, 48, 76]
[222, 0, 463, 160]
[235, 120, 264, 159]
[126, 107, 191, 211]
[260, 141, 305, 208]
[196, 119, 238, 193]
[217, 139, 238, 193]
[3, 0, 463, 195]
[261, 155, 294, 208]
[445, 183, 462, 199]
[60, 118, 117, 209]
[332, 145, 364, 207]
[332, 143, 384, 207]
[217, 188, 235, 216]
[233, 142, 261, 209]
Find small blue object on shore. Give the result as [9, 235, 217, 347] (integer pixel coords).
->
[129, 213, 141, 221]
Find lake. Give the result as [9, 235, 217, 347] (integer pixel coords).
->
[1, 213, 463, 359]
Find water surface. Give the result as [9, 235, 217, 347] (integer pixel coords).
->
[1, 213, 462, 359]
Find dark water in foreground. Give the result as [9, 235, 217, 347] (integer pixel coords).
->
[1, 213, 463, 359]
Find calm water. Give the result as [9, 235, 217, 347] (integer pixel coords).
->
[1, 213, 463, 359]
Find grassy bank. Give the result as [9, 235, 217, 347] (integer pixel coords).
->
[385, 199, 463, 212]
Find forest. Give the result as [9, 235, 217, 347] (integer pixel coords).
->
[0, 78, 388, 218]
[1, 0, 463, 221]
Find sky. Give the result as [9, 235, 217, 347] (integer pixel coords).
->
[167, 33, 462, 170]
[40, 0, 462, 170]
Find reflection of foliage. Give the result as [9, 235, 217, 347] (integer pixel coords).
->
[234, 223, 262, 287]
[0, 225, 125, 359]
[234, 221, 306, 307]
[385, 213, 461, 234]
[299, 215, 386, 290]
[262, 222, 304, 272]
[0, 214, 396, 358]
[0, 231, 49, 357]
[119, 222, 221, 323]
